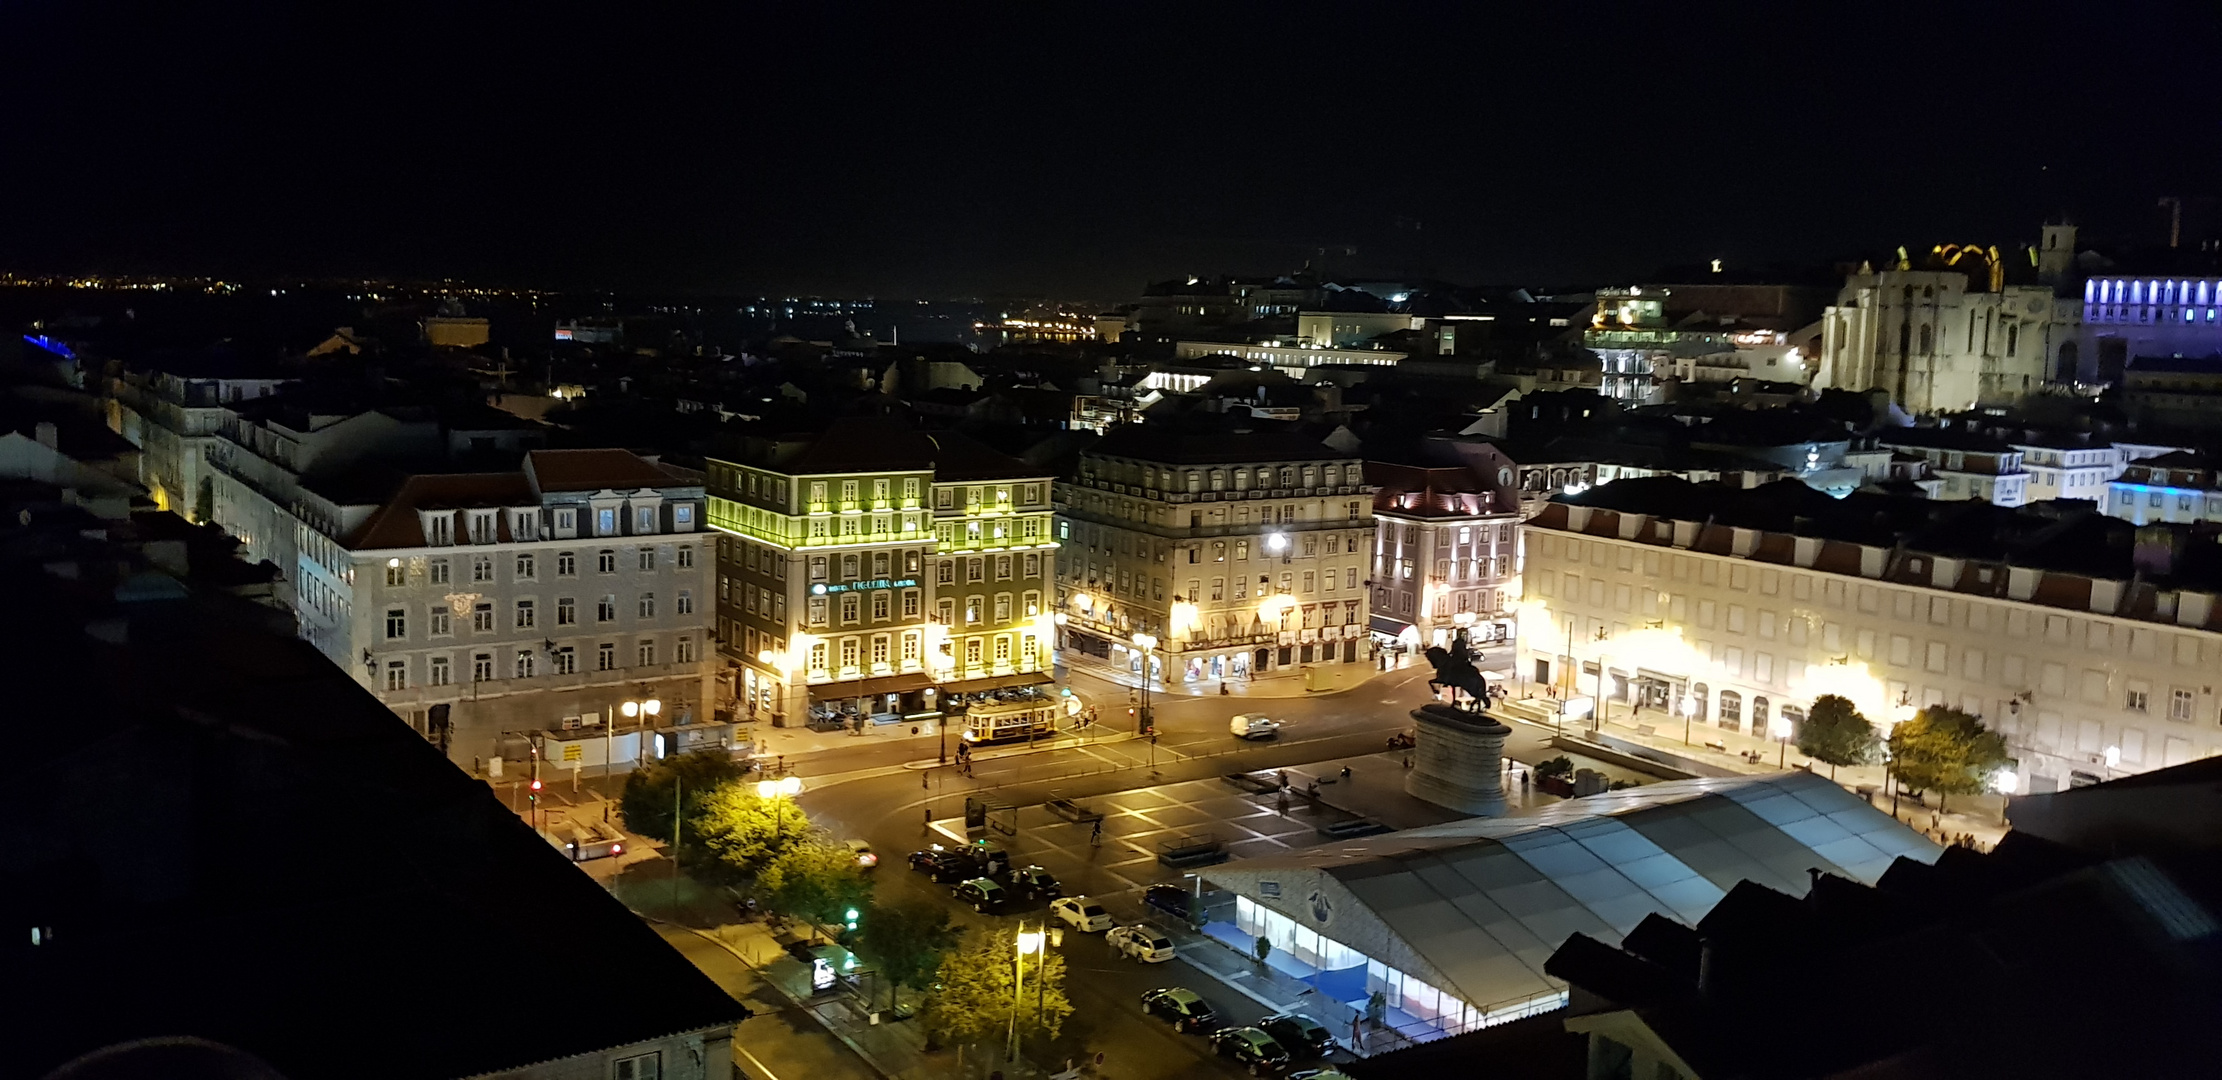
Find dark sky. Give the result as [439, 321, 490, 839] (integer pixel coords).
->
[3, 2, 2219, 300]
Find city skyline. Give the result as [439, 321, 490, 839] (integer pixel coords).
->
[5, 5, 2218, 297]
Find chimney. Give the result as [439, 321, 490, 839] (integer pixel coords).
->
[34, 422, 58, 450]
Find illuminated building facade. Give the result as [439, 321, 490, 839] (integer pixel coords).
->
[707, 419, 1055, 725]
[1367, 455, 1523, 651]
[2075, 273, 2222, 383]
[1521, 477, 2222, 794]
[1817, 238, 2067, 412]
[1055, 425, 1374, 684]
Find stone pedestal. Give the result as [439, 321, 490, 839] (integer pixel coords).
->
[1404, 702, 1512, 816]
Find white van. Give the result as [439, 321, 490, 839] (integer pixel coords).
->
[1230, 714, 1283, 739]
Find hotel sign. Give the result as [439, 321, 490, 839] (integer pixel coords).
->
[813, 577, 918, 595]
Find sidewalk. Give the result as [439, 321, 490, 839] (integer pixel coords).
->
[1502, 693, 2005, 848]
[1058, 649, 1423, 700]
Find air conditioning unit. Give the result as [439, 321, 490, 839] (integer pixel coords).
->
[562, 715, 581, 730]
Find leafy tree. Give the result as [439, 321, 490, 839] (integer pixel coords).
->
[1797, 694, 1879, 779]
[757, 839, 873, 928]
[1886, 706, 2009, 813]
[1534, 756, 1574, 780]
[853, 900, 960, 1009]
[689, 784, 813, 881]
[618, 750, 751, 842]
[923, 928, 1073, 1050]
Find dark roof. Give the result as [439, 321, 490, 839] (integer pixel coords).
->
[345, 472, 534, 549]
[526, 448, 691, 492]
[1088, 421, 1352, 465]
[2, 534, 742, 1079]
[923, 428, 1044, 482]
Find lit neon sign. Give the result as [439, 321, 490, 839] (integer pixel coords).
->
[811, 577, 918, 595]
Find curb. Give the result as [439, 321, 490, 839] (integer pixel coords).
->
[671, 921, 904, 1080]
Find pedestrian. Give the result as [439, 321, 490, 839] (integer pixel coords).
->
[1339, 765, 1352, 780]
[1520, 770, 1529, 792]
[1402, 754, 1412, 769]
[1220, 680, 1230, 695]
[1091, 819, 1103, 845]
[922, 769, 930, 789]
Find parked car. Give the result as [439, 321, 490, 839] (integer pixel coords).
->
[1229, 713, 1283, 739]
[1007, 864, 1062, 900]
[1144, 882, 1195, 920]
[1260, 1013, 1336, 1059]
[910, 848, 972, 882]
[1140, 987, 1217, 1032]
[845, 839, 878, 869]
[1107, 924, 1177, 963]
[1209, 1026, 1291, 1074]
[953, 877, 1009, 913]
[1050, 896, 1114, 932]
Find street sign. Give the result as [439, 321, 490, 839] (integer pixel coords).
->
[562, 743, 583, 762]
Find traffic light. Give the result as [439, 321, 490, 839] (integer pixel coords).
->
[844, 907, 860, 931]
[529, 778, 543, 805]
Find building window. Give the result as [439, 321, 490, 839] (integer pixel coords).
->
[383, 660, 408, 691]
[429, 606, 450, 636]
[902, 589, 920, 618]
[871, 635, 890, 666]
[996, 555, 1013, 580]
[676, 636, 697, 663]
[808, 596, 828, 626]
[514, 650, 536, 679]
[556, 597, 576, 626]
[639, 548, 657, 572]
[1023, 590, 1040, 616]
[557, 551, 576, 577]
[385, 563, 406, 587]
[809, 641, 827, 670]
[2127, 688, 2150, 712]
[597, 642, 616, 671]
[598, 549, 618, 573]
[839, 637, 859, 669]
[994, 593, 1012, 622]
[472, 556, 494, 583]
[841, 594, 860, 624]
[994, 635, 1011, 662]
[965, 597, 982, 624]
[810, 556, 828, 581]
[638, 639, 657, 666]
[967, 558, 985, 583]
[430, 558, 450, 584]
[429, 655, 451, 686]
[872, 591, 890, 620]
[635, 506, 656, 533]
[965, 638, 983, 665]
[598, 595, 617, 622]
[676, 590, 694, 615]
[676, 545, 694, 569]
[515, 553, 537, 580]
[385, 608, 407, 640]
[639, 593, 658, 618]
[675, 504, 693, 528]
[515, 599, 535, 629]
[473, 652, 496, 683]
[552, 647, 576, 675]
[472, 602, 494, 632]
[937, 560, 955, 585]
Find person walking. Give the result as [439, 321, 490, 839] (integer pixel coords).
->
[1090, 819, 1103, 846]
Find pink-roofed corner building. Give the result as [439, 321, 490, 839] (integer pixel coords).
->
[310, 448, 720, 768]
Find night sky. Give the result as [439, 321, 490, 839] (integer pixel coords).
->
[3, 2, 2218, 299]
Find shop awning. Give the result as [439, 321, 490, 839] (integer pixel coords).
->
[807, 672, 935, 703]
[940, 671, 1053, 695]
[1369, 614, 1416, 639]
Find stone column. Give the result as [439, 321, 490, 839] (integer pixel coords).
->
[1403, 702, 1512, 816]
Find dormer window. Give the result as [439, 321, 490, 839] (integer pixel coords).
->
[468, 511, 498, 545]
[512, 511, 538, 542]
[426, 513, 455, 546]
[635, 506, 657, 534]
[597, 508, 617, 536]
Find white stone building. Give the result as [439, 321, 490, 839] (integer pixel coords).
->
[331, 450, 715, 762]
[1519, 477, 2222, 794]
[1817, 248, 2067, 412]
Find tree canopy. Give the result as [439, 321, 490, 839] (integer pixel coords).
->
[1887, 705, 2010, 812]
[853, 900, 960, 1008]
[924, 928, 1073, 1049]
[1797, 694, 1879, 778]
[757, 839, 873, 926]
[618, 750, 752, 843]
[689, 785, 813, 882]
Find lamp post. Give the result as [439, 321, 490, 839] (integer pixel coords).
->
[619, 697, 661, 780]
[1011, 923, 1044, 1063]
[757, 774, 804, 845]
[1680, 693, 1697, 746]
[1770, 712, 1793, 769]
[1992, 768, 2018, 828]
[1131, 632, 1158, 734]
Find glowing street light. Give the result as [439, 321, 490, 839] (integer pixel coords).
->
[1264, 532, 1288, 554]
[757, 774, 804, 844]
[1680, 693, 1698, 746]
[1993, 767, 2019, 827]
[1010, 923, 1047, 1062]
[1131, 632, 1158, 733]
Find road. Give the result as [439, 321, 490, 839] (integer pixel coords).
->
[776, 661, 1571, 1078]
[656, 925, 879, 1080]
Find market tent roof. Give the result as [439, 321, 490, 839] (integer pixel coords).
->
[1204, 770, 1938, 1017]
[941, 671, 1053, 694]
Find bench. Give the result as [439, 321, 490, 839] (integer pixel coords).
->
[1703, 739, 1728, 753]
[1634, 724, 1657, 737]
[1045, 794, 1104, 824]
[1157, 832, 1227, 868]
[1316, 818, 1392, 839]
[1223, 772, 1283, 794]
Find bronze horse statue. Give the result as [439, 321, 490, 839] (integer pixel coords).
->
[1423, 634, 1489, 707]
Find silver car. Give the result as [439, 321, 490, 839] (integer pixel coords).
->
[1108, 924, 1177, 963]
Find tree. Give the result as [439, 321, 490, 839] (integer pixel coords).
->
[922, 928, 1073, 1051]
[618, 750, 751, 843]
[1797, 694, 1879, 779]
[757, 839, 873, 929]
[689, 784, 813, 882]
[1887, 706, 2010, 813]
[853, 900, 960, 1010]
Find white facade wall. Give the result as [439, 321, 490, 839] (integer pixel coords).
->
[1519, 523, 2222, 794]
[1372, 512, 1521, 646]
[2018, 445, 2123, 503]
[1818, 271, 2057, 412]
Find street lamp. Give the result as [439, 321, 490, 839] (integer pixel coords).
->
[1011, 923, 1045, 1063]
[757, 774, 804, 844]
[1680, 694, 1697, 746]
[1131, 632, 1158, 734]
[616, 697, 661, 781]
[1992, 767, 2019, 828]
[1769, 711, 1793, 769]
